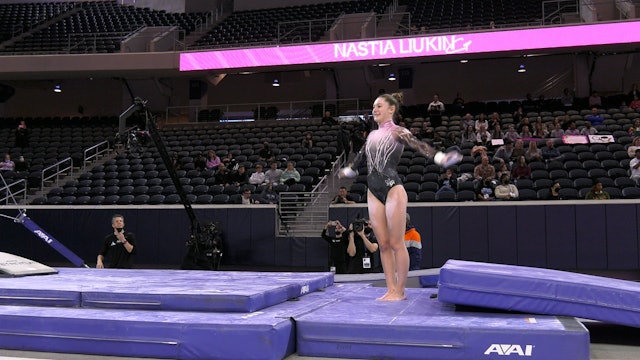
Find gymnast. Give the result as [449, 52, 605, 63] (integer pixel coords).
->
[340, 92, 461, 300]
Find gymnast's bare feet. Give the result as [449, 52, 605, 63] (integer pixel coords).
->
[377, 290, 406, 301]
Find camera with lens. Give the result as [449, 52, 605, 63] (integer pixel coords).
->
[352, 218, 368, 232]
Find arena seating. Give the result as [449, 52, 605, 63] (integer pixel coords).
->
[0, 2, 77, 43]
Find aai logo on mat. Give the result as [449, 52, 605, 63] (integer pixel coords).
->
[484, 344, 534, 356]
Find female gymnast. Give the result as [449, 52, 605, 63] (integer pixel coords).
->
[340, 92, 461, 301]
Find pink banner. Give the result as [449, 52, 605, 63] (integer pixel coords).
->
[180, 21, 640, 72]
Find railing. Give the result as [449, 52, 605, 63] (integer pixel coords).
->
[41, 158, 73, 193]
[543, 0, 580, 25]
[83, 140, 111, 172]
[164, 98, 364, 125]
[0, 176, 27, 205]
[278, 190, 330, 237]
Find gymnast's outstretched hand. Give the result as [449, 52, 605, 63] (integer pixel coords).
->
[434, 150, 463, 168]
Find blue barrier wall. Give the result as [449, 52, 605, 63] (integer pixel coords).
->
[1, 201, 639, 270]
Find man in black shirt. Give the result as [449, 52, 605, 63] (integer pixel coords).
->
[321, 220, 348, 274]
[346, 219, 381, 274]
[97, 214, 137, 269]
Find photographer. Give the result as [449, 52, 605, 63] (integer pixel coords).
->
[346, 218, 380, 274]
[321, 220, 348, 274]
[97, 214, 136, 269]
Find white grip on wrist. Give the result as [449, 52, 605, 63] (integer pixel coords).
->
[339, 167, 357, 179]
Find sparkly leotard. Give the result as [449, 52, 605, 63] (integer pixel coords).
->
[365, 121, 405, 204]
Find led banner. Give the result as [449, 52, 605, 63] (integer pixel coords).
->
[180, 21, 640, 72]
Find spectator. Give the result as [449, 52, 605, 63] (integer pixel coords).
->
[513, 106, 524, 125]
[222, 153, 237, 171]
[489, 112, 501, 130]
[336, 123, 351, 157]
[280, 161, 301, 186]
[258, 141, 273, 161]
[511, 140, 526, 162]
[437, 167, 458, 195]
[0, 154, 15, 171]
[511, 155, 531, 181]
[504, 124, 519, 143]
[14, 155, 28, 172]
[533, 122, 549, 138]
[205, 149, 221, 170]
[214, 163, 232, 185]
[461, 113, 475, 130]
[474, 155, 496, 181]
[628, 83, 640, 104]
[331, 186, 355, 204]
[264, 161, 282, 185]
[452, 92, 465, 115]
[494, 174, 519, 200]
[404, 213, 422, 271]
[549, 181, 561, 200]
[490, 123, 504, 140]
[475, 177, 496, 201]
[564, 122, 580, 135]
[585, 108, 604, 126]
[519, 125, 533, 139]
[495, 158, 510, 180]
[627, 136, 640, 157]
[629, 95, 640, 111]
[230, 165, 248, 187]
[97, 214, 136, 269]
[258, 183, 279, 204]
[585, 181, 610, 200]
[525, 141, 543, 162]
[427, 94, 445, 128]
[560, 88, 574, 108]
[516, 116, 531, 133]
[443, 132, 460, 150]
[476, 124, 492, 147]
[492, 139, 514, 164]
[301, 132, 314, 149]
[550, 122, 565, 138]
[321, 220, 348, 274]
[321, 110, 338, 126]
[629, 149, 640, 180]
[346, 219, 380, 274]
[588, 91, 602, 108]
[541, 140, 561, 160]
[580, 120, 597, 136]
[240, 188, 259, 204]
[474, 113, 489, 132]
[432, 132, 444, 150]
[194, 153, 207, 171]
[15, 120, 29, 148]
[248, 164, 266, 185]
[461, 125, 477, 144]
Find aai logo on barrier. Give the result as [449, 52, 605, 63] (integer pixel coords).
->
[33, 230, 53, 244]
[484, 344, 534, 356]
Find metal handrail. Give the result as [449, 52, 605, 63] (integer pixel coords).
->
[0, 177, 27, 205]
[41, 157, 73, 193]
[83, 140, 111, 172]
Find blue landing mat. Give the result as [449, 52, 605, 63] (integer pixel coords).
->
[438, 259, 640, 328]
[0, 268, 333, 312]
[296, 286, 589, 360]
[0, 283, 369, 360]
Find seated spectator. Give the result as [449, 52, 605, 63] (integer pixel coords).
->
[474, 114, 489, 132]
[564, 122, 580, 135]
[490, 124, 504, 140]
[588, 91, 602, 108]
[495, 158, 510, 180]
[532, 122, 549, 138]
[541, 140, 561, 160]
[194, 153, 207, 171]
[511, 140, 525, 162]
[628, 119, 640, 137]
[494, 174, 519, 200]
[511, 155, 531, 181]
[214, 163, 232, 185]
[321, 110, 338, 126]
[585, 108, 604, 126]
[443, 132, 460, 150]
[240, 188, 259, 205]
[512, 106, 524, 124]
[630, 95, 640, 111]
[205, 149, 221, 170]
[264, 161, 283, 185]
[437, 168, 458, 194]
[550, 122, 565, 138]
[516, 116, 531, 133]
[301, 132, 314, 149]
[0, 154, 15, 171]
[585, 181, 610, 200]
[549, 181, 561, 200]
[432, 132, 444, 150]
[519, 125, 533, 139]
[471, 145, 488, 160]
[629, 149, 640, 180]
[331, 186, 356, 204]
[230, 165, 248, 186]
[461, 113, 475, 131]
[475, 177, 496, 201]
[14, 155, 28, 172]
[492, 140, 514, 164]
[280, 161, 301, 186]
[489, 112, 501, 130]
[222, 153, 238, 171]
[525, 141, 543, 162]
[258, 141, 273, 161]
[580, 120, 597, 136]
[504, 125, 519, 143]
[258, 183, 279, 204]
[248, 164, 266, 185]
[474, 156, 496, 181]
[476, 125, 492, 147]
[461, 125, 476, 144]
[628, 136, 640, 158]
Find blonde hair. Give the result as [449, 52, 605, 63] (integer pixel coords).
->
[377, 92, 404, 120]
